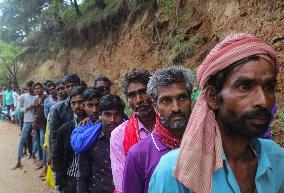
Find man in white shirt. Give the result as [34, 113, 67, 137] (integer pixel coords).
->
[12, 80, 37, 170]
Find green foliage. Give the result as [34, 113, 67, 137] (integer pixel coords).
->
[129, 0, 145, 13]
[0, 0, 122, 64]
[120, 95, 132, 117]
[171, 27, 192, 58]
[156, 0, 175, 17]
[275, 110, 284, 122]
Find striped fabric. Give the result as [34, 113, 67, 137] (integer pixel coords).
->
[67, 154, 79, 178]
[174, 33, 279, 193]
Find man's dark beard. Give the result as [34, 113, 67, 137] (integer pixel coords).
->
[159, 110, 191, 139]
[218, 106, 272, 139]
[133, 103, 153, 117]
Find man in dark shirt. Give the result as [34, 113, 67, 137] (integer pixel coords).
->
[78, 94, 125, 193]
[32, 82, 47, 171]
[53, 86, 87, 193]
[49, 74, 80, 164]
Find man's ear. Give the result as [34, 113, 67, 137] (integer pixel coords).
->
[204, 86, 219, 110]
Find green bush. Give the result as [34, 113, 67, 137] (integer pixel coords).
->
[156, 0, 175, 17]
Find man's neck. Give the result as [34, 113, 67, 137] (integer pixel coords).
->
[38, 93, 44, 98]
[137, 110, 156, 132]
[219, 126, 255, 162]
[51, 95, 58, 101]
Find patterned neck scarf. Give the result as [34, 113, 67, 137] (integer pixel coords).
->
[155, 114, 181, 149]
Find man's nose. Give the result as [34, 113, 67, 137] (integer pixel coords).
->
[171, 99, 181, 112]
[252, 87, 268, 109]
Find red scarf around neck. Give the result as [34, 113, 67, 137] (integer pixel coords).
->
[155, 114, 181, 149]
[123, 114, 139, 156]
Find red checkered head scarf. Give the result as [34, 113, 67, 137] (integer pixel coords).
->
[174, 33, 279, 193]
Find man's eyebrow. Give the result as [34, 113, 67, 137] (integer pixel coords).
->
[234, 76, 252, 82]
[128, 88, 147, 94]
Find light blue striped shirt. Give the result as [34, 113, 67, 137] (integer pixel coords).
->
[149, 138, 284, 193]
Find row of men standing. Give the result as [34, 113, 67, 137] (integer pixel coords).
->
[12, 32, 284, 193]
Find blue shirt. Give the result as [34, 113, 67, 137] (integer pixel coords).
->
[149, 138, 284, 193]
[70, 119, 103, 154]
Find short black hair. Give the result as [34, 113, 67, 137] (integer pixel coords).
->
[44, 80, 53, 87]
[70, 86, 86, 100]
[26, 80, 34, 88]
[121, 69, 151, 95]
[99, 94, 125, 112]
[83, 87, 103, 101]
[63, 74, 80, 85]
[56, 81, 65, 87]
[47, 81, 56, 88]
[80, 80, 88, 88]
[94, 76, 111, 86]
[207, 55, 261, 94]
[33, 82, 43, 88]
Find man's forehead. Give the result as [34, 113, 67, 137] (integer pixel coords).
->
[226, 59, 276, 82]
[102, 109, 121, 114]
[85, 97, 100, 104]
[157, 82, 189, 98]
[127, 82, 147, 93]
[71, 95, 85, 101]
[96, 81, 110, 87]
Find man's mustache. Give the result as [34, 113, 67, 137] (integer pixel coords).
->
[168, 111, 187, 119]
[241, 107, 272, 121]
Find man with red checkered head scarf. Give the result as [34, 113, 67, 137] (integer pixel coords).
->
[148, 33, 284, 193]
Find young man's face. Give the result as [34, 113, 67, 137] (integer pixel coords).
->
[95, 80, 111, 94]
[48, 85, 57, 98]
[215, 58, 276, 138]
[65, 82, 78, 96]
[34, 85, 43, 96]
[70, 94, 86, 119]
[155, 82, 191, 139]
[101, 108, 123, 136]
[85, 97, 100, 122]
[56, 84, 66, 100]
[127, 82, 153, 117]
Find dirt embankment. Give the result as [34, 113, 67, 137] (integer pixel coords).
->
[22, 0, 284, 101]
[20, 0, 284, 144]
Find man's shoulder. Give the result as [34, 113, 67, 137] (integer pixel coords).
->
[258, 138, 284, 157]
[58, 120, 75, 133]
[150, 149, 180, 183]
[50, 99, 67, 112]
[128, 134, 153, 156]
[111, 120, 128, 139]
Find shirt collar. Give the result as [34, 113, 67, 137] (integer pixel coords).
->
[136, 117, 151, 133]
[151, 131, 168, 151]
[221, 138, 272, 176]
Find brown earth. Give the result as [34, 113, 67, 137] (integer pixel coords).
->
[0, 121, 52, 193]
[22, 0, 284, 104]
[271, 120, 284, 147]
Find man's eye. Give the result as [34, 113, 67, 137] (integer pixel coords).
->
[265, 82, 276, 91]
[178, 95, 187, 101]
[161, 98, 170, 104]
[127, 93, 135, 98]
[238, 83, 250, 91]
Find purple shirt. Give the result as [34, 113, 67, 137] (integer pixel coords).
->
[122, 132, 171, 193]
[110, 119, 150, 193]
